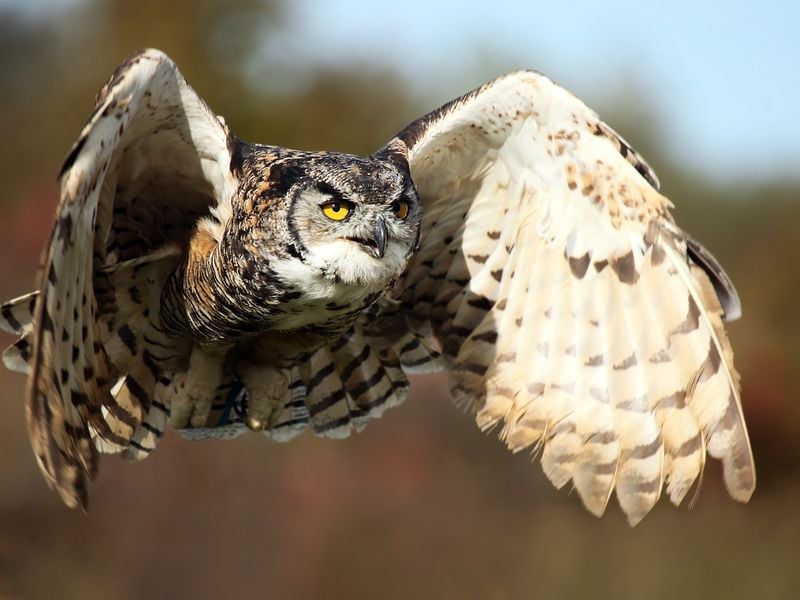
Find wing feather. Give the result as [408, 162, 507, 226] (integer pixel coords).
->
[375, 70, 754, 524]
[14, 48, 234, 507]
[4, 53, 753, 521]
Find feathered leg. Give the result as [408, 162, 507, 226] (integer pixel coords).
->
[167, 345, 225, 428]
[237, 361, 289, 431]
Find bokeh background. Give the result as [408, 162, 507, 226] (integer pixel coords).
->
[1, 1, 798, 598]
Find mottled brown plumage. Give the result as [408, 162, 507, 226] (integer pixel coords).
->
[1, 49, 754, 524]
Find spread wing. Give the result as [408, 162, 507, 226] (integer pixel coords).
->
[374, 71, 754, 524]
[15, 48, 234, 508]
[3, 49, 429, 500]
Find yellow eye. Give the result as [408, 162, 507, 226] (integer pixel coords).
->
[321, 201, 351, 221]
[394, 200, 410, 220]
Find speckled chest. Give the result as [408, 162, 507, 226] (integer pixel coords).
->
[261, 258, 385, 337]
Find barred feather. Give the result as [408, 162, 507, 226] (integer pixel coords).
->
[3, 51, 754, 524]
[7, 49, 234, 506]
[382, 69, 754, 524]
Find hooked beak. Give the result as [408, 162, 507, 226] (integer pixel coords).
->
[351, 215, 388, 259]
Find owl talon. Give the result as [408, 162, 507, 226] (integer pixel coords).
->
[244, 393, 283, 431]
[245, 415, 265, 431]
[239, 363, 288, 433]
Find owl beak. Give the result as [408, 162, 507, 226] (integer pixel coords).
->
[371, 216, 388, 258]
[347, 216, 388, 258]
[358, 215, 387, 259]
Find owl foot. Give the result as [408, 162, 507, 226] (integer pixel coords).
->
[168, 346, 224, 428]
[238, 363, 288, 432]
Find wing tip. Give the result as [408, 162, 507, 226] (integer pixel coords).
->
[728, 485, 756, 504]
[56, 479, 89, 512]
[686, 237, 742, 321]
[723, 457, 756, 504]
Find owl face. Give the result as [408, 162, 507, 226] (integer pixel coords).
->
[285, 154, 421, 288]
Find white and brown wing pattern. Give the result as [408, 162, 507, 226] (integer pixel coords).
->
[382, 71, 754, 524]
[15, 49, 233, 507]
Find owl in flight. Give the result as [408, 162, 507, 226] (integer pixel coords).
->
[1, 49, 754, 524]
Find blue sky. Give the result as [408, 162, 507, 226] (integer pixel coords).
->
[6, 0, 799, 182]
[261, 0, 800, 183]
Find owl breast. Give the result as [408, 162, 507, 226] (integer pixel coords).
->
[265, 254, 387, 336]
[161, 233, 393, 349]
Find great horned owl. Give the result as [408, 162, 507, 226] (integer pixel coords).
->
[1, 49, 754, 525]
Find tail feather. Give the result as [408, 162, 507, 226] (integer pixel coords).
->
[173, 323, 413, 444]
[298, 328, 410, 439]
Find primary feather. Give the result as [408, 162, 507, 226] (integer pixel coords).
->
[380, 70, 754, 524]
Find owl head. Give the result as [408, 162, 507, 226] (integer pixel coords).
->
[272, 152, 422, 288]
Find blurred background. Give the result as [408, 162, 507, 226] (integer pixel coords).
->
[1, 0, 798, 598]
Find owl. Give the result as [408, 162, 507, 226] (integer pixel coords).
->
[1, 49, 754, 525]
